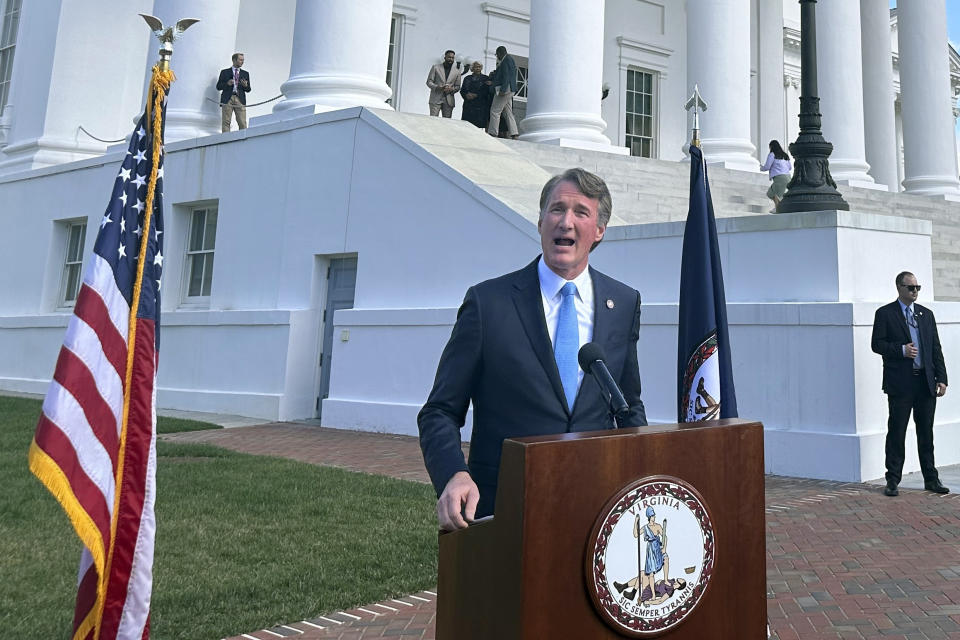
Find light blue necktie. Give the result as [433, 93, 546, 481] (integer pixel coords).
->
[906, 306, 922, 369]
[555, 282, 579, 411]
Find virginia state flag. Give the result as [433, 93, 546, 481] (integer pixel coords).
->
[677, 145, 737, 422]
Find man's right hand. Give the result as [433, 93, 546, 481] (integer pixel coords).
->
[227, 78, 234, 86]
[437, 471, 479, 531]
[904, 342, 918, 359]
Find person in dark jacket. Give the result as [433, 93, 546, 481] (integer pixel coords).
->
[418, 168, 647, 531]
[216, 53, 251, 132]
[460, 61, 492, 129]
[871, 270, 949, 497]
[486, 45, 518, 138]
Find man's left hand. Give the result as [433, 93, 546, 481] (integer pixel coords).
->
[937, 383, 947, 397]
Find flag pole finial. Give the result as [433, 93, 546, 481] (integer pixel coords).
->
[684, 84, 708, 148]
[140, 14, 199, 71]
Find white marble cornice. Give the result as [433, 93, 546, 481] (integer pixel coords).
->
[393, 3, 418, 24]
[481, 3, 529, 23]
[783, 27, 800, 52]
[615, 36, 672, 76]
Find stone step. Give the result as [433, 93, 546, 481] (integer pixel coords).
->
[376, 110, 960, 300]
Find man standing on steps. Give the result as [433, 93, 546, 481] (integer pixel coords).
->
[486, 45, 519, 139]
[426, 50, 462, 118]
[871, 271, 949, 497]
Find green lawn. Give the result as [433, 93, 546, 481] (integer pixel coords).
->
[0, 396, 438, 639]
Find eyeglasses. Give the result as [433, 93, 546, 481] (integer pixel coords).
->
[902, 285, 922, 292]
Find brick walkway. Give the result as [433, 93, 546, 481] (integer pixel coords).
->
[164, 425, 960, 640]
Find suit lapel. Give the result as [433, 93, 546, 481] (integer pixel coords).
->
[590, 268, 612, 354]
[574, 268, 618, 414]
[437, 64, 454, 84]
[512, 260, 569, 414]
[915, 304, 929, 361]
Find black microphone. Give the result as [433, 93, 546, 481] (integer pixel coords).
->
[578, 342, 630, 427]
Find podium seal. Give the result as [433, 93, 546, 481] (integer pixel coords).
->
[586, 476, 715, 636]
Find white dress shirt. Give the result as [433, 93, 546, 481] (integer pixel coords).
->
[538, 257, 595, 391]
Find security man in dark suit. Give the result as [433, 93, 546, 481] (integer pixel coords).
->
[217, 52, 251, 132]
[418, 168, 647, 531]
[871, 271, 949, 496]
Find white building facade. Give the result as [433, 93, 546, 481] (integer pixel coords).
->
[0, 1, 957, 186]
[2, 0, 960, 483]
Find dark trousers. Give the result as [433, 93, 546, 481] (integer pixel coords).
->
[885, 372, 938, 485]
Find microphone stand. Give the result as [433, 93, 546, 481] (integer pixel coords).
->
[589, 360, 630, 428]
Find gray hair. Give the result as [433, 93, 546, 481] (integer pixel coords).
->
[539, 167, 613, 231]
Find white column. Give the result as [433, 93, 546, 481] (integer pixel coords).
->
[859, 0, 898, 191]
[898, 0, 960, 196]
[519, 0, 619, 152]
[687, 0, 757, 171]
[150, 0, 241, 142]
[272, 0, 392, 114]
[0, 0, 150, 174]
[815, 0, 875, 186]
[783, 74, 801, 148]
[756, 0, 786, 158]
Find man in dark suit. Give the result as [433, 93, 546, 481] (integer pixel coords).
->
[217, 53, 251, 132]
[418, 168, 647, 530]
[871, 271, 949, 496]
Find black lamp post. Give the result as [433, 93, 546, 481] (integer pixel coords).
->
[778, 0, 849, 213]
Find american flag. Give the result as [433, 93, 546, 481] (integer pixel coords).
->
[29, 71, 168, 640]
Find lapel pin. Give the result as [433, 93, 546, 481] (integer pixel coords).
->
[606, 299, 615, 309]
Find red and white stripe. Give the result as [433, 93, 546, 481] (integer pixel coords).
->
[31, 252, 158, 640]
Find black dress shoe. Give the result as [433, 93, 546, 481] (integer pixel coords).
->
[924, 480, 950, 494]
[883, 483, 899, 497]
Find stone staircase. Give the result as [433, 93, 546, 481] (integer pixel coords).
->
[367, 109, 960, 300]
[503, 140, 960, 301]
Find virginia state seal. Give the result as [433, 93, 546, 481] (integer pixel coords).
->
[585, 476, 715, 636]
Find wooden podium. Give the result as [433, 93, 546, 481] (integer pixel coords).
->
[437, 419, 766, 638]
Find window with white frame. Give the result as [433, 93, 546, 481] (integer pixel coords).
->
[0, 0, 21, 113]
[60, 220, 86, 306]
[510, 54, 529, 123]
[184, 206, 217, 299]
[516, 62, 528, 100]
[625, 68, 656, 158]
[385, 14, 401, 106]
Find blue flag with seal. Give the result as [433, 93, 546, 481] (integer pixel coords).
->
[677, 145, 737, 422]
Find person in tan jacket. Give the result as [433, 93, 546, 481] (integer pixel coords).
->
[426, 50, 462, 118]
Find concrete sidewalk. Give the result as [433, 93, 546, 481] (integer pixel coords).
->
[164, 424, 960, 640]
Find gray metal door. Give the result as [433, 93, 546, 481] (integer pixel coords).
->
[317, 257, 357, 420]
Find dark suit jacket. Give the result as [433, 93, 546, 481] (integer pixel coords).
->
[871, 300, 947, 396]
[217, 67, 251, 105]
[418, 258, 647, 517]
[488, 54, 518, 93]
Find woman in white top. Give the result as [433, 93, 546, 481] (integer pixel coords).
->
[759, 140, 792, 213]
